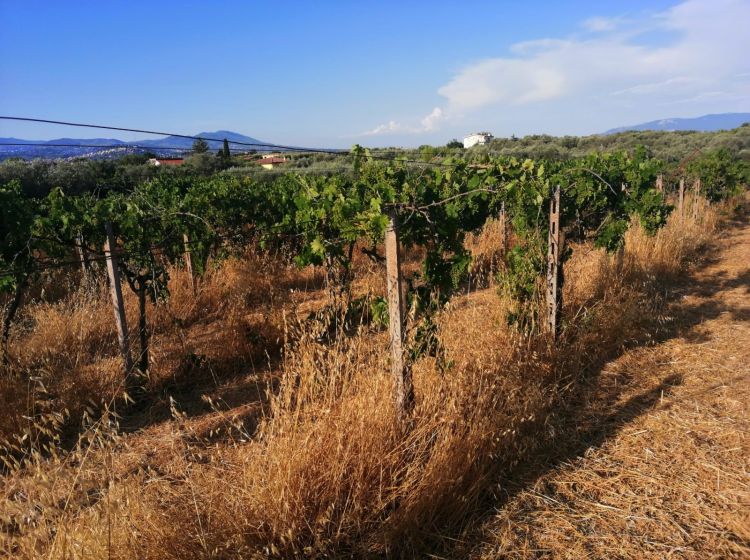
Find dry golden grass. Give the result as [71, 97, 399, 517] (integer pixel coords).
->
[0, 248, 310, 455]
[470, 197, 749, 559]
[465, 216, 510, 285]
[1, 196, 747, 559]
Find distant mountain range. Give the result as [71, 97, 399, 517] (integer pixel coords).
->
[0, 130, 272, 160]
[4, 113, 749, 161]
[135, 130, 268, 151]
[605, 113, 750, 134]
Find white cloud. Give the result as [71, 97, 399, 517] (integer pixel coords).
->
[362, 120, 406, 136]
[581, 15, 628, 32]
[439, 0, 750, 113]
[437, 55, 570, 109]
[610, 76, 704, 96]
[420, 107, 444, 131]
[360, 0, 750, 139]
[509, 38, 571, 55]
[363, 107, 445, 136]
[669, 90, 747, 105]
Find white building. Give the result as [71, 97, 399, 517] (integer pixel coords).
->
[463, 132, 494, 148]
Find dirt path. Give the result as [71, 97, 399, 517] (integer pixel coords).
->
[473, 213, 750, 559]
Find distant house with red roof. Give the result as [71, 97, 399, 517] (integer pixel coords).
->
[255, 155, 288, 170]
[148, 157, 184, 166]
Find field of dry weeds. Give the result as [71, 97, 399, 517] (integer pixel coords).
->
[1, 194, 747, 559]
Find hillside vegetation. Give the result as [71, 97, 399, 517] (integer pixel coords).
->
[2, 125, 749, 191]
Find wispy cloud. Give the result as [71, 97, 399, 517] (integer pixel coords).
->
[360, 0, 750, 138]
[361, 107, 444, 136]
[420, 107, 444, 131]
[438, 0, 748, 112]
[362, 120, 406, 136]
[610, 76, 705, 96]
[581, 15, 629, 32]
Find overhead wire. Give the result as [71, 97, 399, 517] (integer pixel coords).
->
[0, 114, 495, 279]
[0, 113, 670, 279]
[0, 115, 465, 168]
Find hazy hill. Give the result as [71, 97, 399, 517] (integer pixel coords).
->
[0, 130, 270, 160]
[135, 130, 269, 151]
[605, 113, 750, 134]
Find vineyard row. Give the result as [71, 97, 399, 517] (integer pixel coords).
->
[1, 147, 744, 418]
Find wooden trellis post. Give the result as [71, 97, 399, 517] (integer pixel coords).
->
[75, 232, 89, 274]
[546, 185, 563, 339]
[656, 174, 663, 193]
[678, 178, 685, 215]
[692, 178, 702, 220]
[104, 222, 134, 377]
[183, 233, 196, 293]
[384, 208, 412, 420]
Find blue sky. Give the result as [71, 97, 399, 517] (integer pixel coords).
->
[1, 0, 748, 147]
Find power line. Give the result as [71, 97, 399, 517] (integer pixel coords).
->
[0, 115, 344, 154]
[0, 115, 462, 168]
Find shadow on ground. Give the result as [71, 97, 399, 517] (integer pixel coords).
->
[427, 203, 750, 558]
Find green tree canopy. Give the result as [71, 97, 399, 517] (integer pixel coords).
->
[192, 138, 209, 154]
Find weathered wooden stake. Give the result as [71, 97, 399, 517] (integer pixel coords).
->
[75, 232, 89, 274]
[104, 222, 134, 376]
[678, 178, 685, 215]
[499, 201, 508, 256]
[182, 233, 196, 293]
[692, 178, 702, 220]
[384, 208, 412, 420]
[546, 185, 562, 339]
[656, 174, 663, 193]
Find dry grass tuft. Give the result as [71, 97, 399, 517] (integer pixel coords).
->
[466, 216, 510, 284]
